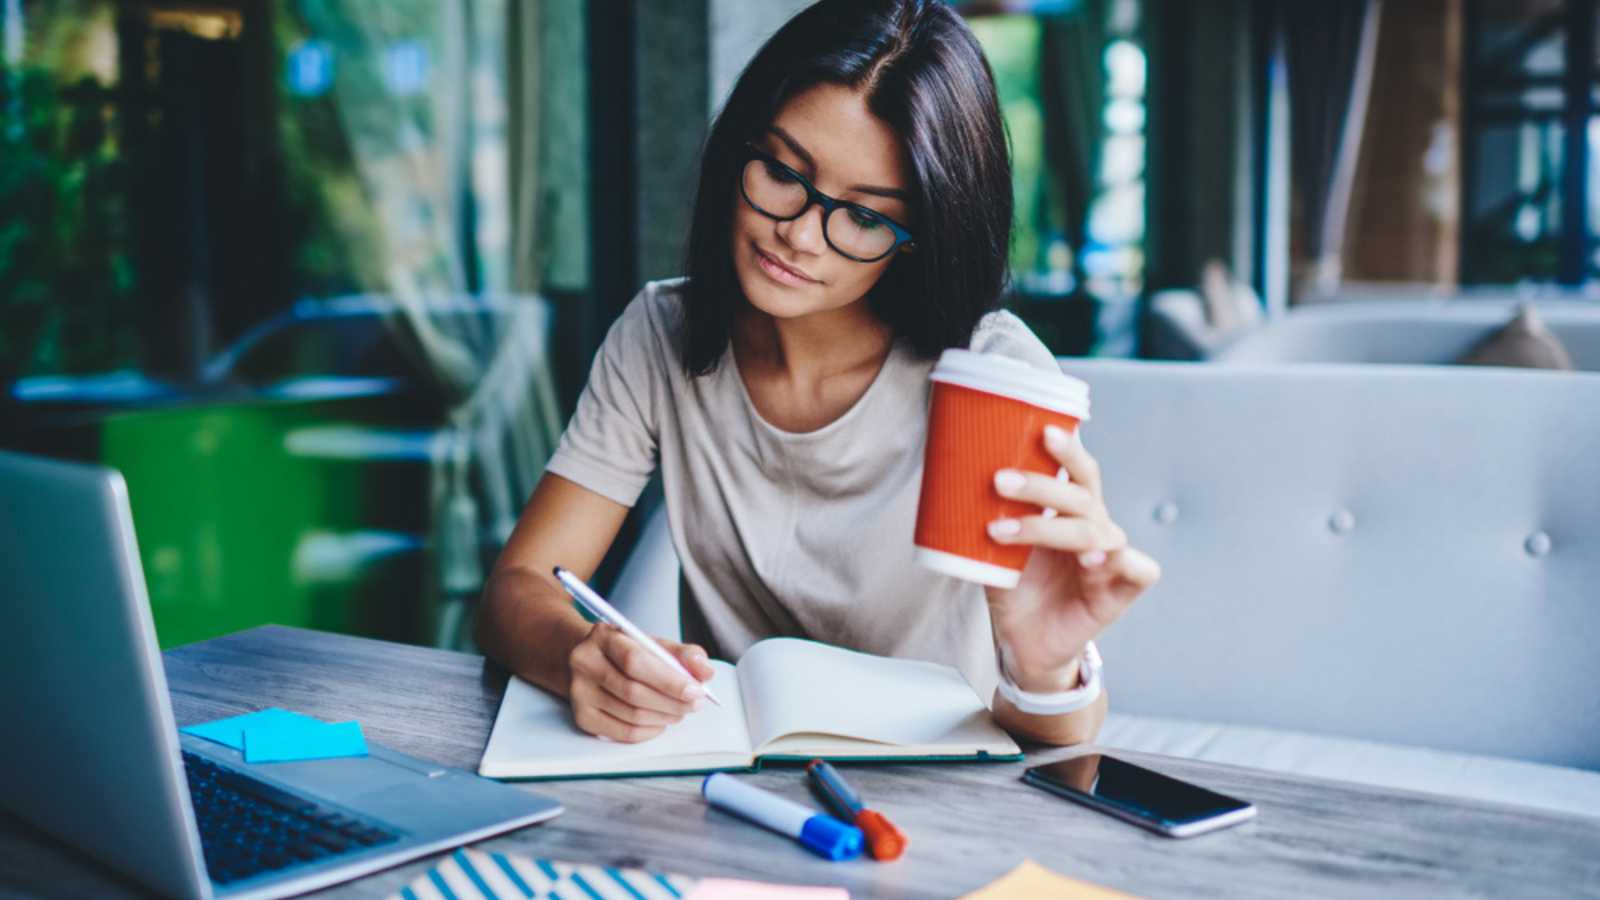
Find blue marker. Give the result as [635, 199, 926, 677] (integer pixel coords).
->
[701, 773, 863, 861]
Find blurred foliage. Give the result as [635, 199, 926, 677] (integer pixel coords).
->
[272, 2, 414, 300]
[0, 1, 394, 384]
[286, 0, 508, 298]
[0, 64, 141, 383]
[969, 15, 1050, 278]
[1460, 230, 1563, 285]
[1459, 174, 1563, 285]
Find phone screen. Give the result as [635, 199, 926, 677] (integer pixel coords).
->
[1025, 754, 1252, 826]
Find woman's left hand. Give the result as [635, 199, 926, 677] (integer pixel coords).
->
[984, 424, 1161, 691]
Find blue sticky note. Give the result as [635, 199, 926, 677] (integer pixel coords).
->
[180, 708, 322, 751]
[243, 719, 368, 764]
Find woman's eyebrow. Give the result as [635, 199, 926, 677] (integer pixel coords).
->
[768, 126, 911, 202]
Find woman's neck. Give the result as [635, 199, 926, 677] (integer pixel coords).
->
[732, 298, 894, 386]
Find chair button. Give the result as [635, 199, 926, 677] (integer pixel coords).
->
[1524, 531, 1552, 558]
[1328, 509, 1355, 535]
[1153, 501, 1179, 525]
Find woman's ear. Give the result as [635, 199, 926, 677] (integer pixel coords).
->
[901, 242, 917, 254]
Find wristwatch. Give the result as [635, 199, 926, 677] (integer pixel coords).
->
[995, 641, 1103, 715]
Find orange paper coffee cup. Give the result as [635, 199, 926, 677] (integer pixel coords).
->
[914, 349, 1091, 588]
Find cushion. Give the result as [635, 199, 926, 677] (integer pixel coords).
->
[1457, 304, 1576, 370]
[1099, 713, 1600, 820]
[1199, 260, 1263, 332]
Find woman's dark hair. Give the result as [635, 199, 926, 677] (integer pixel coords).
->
[680, 0, 1013, 376]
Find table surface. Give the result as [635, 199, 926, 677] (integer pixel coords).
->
[2, 626, 1597, 900]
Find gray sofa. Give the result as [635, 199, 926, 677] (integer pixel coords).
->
[1215, 298, 1600, 370]
[607, 359, 1600, 819]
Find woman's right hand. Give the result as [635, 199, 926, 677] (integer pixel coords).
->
[566, 622, 717, 742]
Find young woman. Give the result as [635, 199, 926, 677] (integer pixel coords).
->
[477, 0, 1159, 747]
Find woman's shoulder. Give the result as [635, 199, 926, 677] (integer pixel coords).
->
[968, 308, 1060, 373]
[602, 278, 689, 359]
[626, 277, 689, 333]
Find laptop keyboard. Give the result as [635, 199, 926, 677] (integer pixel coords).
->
[183, 752, 399, 884]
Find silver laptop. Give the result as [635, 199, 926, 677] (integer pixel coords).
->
[0, 450, 562, 899]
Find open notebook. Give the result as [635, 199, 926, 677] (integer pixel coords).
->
[479, 637, 1022, 779]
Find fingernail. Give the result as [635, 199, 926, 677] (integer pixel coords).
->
[994, 470, 1026, 495]
[989, 518, 1021, 538]
[683, 683, 706, 701]
[1044, 424, 1070, 449]
[596, 735, 614, 743]
[1079, 549, 1107, 567]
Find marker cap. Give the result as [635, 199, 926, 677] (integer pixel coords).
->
[855, 809, 908, 861]
[798, 815, 865, 861]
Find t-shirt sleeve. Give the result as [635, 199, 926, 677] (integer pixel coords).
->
[544, 286, 666, 506]
[968, 309, 1061, 373]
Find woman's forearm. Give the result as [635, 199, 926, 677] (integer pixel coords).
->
[475, 566, 594, 698]
[991, 687, 1107, 746]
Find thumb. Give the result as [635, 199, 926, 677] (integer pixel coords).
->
[659, 637, 716, 682]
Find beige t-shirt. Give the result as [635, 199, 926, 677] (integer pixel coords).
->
[544, 279, 1062, 701]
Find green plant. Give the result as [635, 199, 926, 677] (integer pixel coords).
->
[0, 66, 141, 382]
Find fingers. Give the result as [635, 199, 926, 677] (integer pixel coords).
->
[988, 511, 1126, 555]
[994, 428, 1119, 567]
[1108, 544, 1162, 590]
[568, 623, 708, 742]
[570, 694, 668, 744]
[567, 625, 702, 745]
[660, 638, 717, 682]
[570, 677, 681, 727]
[1075, 545, 1161, 626]
[594, 625, 705, 710]
[993, 468, 1097, 518]
[1043, 424, 1101, 495]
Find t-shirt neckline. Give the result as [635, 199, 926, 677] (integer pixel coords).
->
[725, 338, 906, 441]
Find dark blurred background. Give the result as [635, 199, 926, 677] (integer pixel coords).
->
[0, 0, 1584, 649]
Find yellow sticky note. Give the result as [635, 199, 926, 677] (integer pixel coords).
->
[959, 860, 1140, 900]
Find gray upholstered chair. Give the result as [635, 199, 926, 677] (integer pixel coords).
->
[1060, 359, 1600, 818]
[1141, 289, 1255, 361]
[609, 358, 1600, 818]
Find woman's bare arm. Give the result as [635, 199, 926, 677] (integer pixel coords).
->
[475, 473, 631, 696]
[475, 473, 715, 741]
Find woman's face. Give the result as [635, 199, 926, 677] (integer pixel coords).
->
[730, 82, 914, 323]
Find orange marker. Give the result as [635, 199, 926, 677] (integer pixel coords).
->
[805, 759, 908, 862]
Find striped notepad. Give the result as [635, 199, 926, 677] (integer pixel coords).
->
[391, 848, 695, 900]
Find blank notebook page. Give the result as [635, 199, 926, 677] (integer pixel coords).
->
[737, 638, 1002, 750]
[481, 661, 750, 774]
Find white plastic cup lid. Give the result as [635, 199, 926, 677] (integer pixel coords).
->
[929, 349, 1090, 420]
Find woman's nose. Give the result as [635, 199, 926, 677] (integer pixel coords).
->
[775, 202, 828, 255]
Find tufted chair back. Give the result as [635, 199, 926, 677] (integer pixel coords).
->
[1062, 359, 1600, 769]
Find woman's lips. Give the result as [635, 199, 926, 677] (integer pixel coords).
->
[754, 245, 818, 286]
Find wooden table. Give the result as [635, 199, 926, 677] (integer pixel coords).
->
[3, 626, 1597, 899]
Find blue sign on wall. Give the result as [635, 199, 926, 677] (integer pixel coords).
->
[384, 40, 429, 97]
[286, 39, 335, 98]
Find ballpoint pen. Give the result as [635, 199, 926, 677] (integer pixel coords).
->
[551, 566, 723, 707]
[806, 759, 908, 861]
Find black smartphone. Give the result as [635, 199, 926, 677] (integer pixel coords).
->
[1022, 753, 1256, 838]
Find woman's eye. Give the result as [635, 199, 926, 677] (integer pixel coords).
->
[847, 208, 885, 230]
[764, 162, 798, 183]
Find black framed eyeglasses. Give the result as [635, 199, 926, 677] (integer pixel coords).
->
[738, 142, 916, 263]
